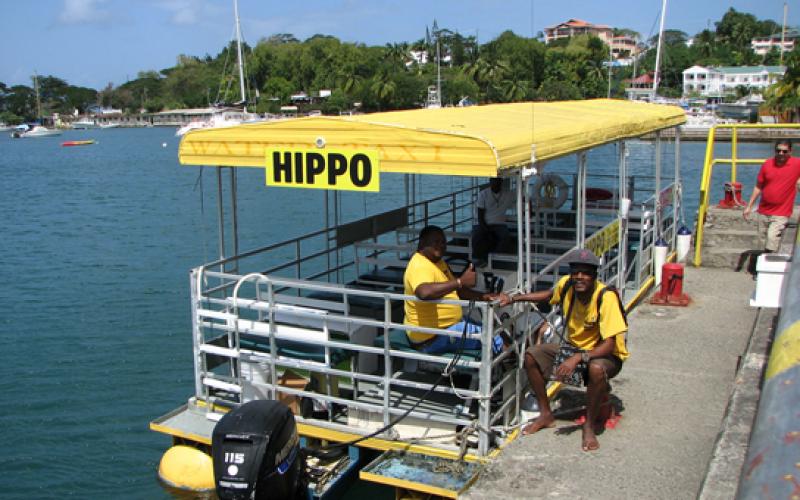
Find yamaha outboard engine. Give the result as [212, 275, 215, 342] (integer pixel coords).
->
[212, 400, 302, 499]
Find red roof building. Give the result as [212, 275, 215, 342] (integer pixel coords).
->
[544, 19, 613, 45]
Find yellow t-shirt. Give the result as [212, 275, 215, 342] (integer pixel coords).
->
[550, 275, 629, 361]
[403, 252, 463, 343]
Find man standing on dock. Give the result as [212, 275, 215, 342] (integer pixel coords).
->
[743, 139, 800, 253]
[498, 249, 628, 451]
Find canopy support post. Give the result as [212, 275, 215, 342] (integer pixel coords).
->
[216, 167, 226, 272]
[576, 152, 587, 248]
[655, 131, 662, 239]
[617, 141, 628, 296]
[229, 167, 239, 273]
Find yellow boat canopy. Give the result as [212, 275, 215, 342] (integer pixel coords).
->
[178, 99, 685, 178]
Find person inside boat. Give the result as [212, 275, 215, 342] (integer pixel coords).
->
[471, 177, 515, 267]
[743, 139, 800, 254]
[404, 225, 505, 354]
[497, 249, 629, 452]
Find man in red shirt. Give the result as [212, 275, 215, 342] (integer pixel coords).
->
[743, 140, 800, 252]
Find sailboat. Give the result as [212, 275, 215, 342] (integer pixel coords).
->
[176, 0, 260, 136]
[13, 73, 62, 138]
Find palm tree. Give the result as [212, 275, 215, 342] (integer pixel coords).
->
[370, 70, 396, 109]
[501, 79, 529, 101]
[763, 51, 800, 121]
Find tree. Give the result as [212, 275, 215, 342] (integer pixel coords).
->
[764, 48, 800, 121]
[715, 8, 760, 51]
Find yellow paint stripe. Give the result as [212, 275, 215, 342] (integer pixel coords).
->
[360, 470, 459, 498]
[296, 423, 487, 463]
[766, 320, 800, 380]
[149, 422, 212, 445]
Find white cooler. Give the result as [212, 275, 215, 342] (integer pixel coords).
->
[750, 253, 791, 308]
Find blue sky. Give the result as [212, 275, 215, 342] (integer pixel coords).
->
[1, 0, 796, 90]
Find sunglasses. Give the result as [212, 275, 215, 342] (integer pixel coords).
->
[775, 148, 791, 154]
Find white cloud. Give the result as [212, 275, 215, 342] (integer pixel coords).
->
[153, 0, 217, 26]
[58, 0, 111, 25]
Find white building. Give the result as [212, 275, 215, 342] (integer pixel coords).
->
[751, 29, 799, 55]
[682, 65, 785, 97]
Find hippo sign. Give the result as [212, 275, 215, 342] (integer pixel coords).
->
[265, 148, 380, 192]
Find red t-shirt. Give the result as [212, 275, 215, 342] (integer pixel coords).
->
[757, 156, 800, 216]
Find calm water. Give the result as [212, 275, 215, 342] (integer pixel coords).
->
[0, 127, 772, 499]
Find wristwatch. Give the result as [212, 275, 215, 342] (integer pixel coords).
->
[581, 351, 590, 364]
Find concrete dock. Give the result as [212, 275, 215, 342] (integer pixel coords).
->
[463, 266, 778, 500]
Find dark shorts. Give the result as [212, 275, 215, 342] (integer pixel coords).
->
[527, 343, 622, 383]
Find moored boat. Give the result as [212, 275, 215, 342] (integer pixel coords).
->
[151, 99, 688, 498]
[62, 140, 95, 147]
[71, 118, 99, 129]
[16, 125, 62, 138]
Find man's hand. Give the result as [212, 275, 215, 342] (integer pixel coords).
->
[743, 205, 752, 221]
[555, 354, 582, 379]
[460, 263, 477, 288]
[496, 293, 513, 307]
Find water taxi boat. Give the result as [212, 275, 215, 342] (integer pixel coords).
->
[151, 99, 686, 497]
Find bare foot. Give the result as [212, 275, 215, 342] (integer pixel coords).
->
[582, 426, 600, 452]
[522, 413, 555, 435]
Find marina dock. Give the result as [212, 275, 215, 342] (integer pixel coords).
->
[464, 248, 792, 498]
[653, 126, 800, 142]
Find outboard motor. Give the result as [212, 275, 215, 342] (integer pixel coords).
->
[212, 400, 302, 499]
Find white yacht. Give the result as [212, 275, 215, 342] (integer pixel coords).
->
[18, 125, 62, 138]
[72, 118, 99, 129]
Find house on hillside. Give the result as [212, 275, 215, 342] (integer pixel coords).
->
[751, 29, 800, 55]
[544, 19, 613, 45]
[625, 73, 656, 101]
[544, 19, 639, 62]
[682, 65, 785, 98]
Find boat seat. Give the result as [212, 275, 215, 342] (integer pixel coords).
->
[356, 266, 406, 285]
[239, 331, 351, 366]
[305, 284, 404, 323]
[374, 329, 482, 374]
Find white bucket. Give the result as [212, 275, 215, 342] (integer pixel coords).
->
[676, 227, 691, 263]
[653, 238, 668, 286]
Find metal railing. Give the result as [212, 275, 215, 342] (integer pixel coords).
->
[190, 267, 517, 457]
[693, 123, 800, 266]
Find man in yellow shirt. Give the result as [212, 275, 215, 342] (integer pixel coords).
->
[404, 226, 502, 354]
[498, 248, 628, 452]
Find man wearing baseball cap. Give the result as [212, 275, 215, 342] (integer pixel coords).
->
[498, 248, 629, 451]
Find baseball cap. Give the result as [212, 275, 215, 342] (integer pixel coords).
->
[564, 248, 600, 268]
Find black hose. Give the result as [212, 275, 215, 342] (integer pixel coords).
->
[309, 300, 477, 457]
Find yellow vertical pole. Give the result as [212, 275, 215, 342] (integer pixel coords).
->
[693, 127, 717, 267]
[731, 126, 738, 184]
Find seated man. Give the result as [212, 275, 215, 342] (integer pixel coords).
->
[498, 248, 629, 452]
[471, 177, 515, 266]
[404, 225, 503, 354]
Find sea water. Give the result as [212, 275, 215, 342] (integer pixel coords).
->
[0, 127, 771, 499]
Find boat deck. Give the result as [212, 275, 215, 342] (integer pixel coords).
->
[463, 266, 773, 499]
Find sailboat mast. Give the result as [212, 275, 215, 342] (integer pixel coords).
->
[33, 71, 42, 121]
[653, 0, 667, 97]
[780, 2, 788, 66]
[234, 0, 247, 107]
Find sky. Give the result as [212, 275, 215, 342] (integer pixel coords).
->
[1, 0, 797, 90]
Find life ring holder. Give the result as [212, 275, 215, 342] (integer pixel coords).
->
[532, 173, 569, 209]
